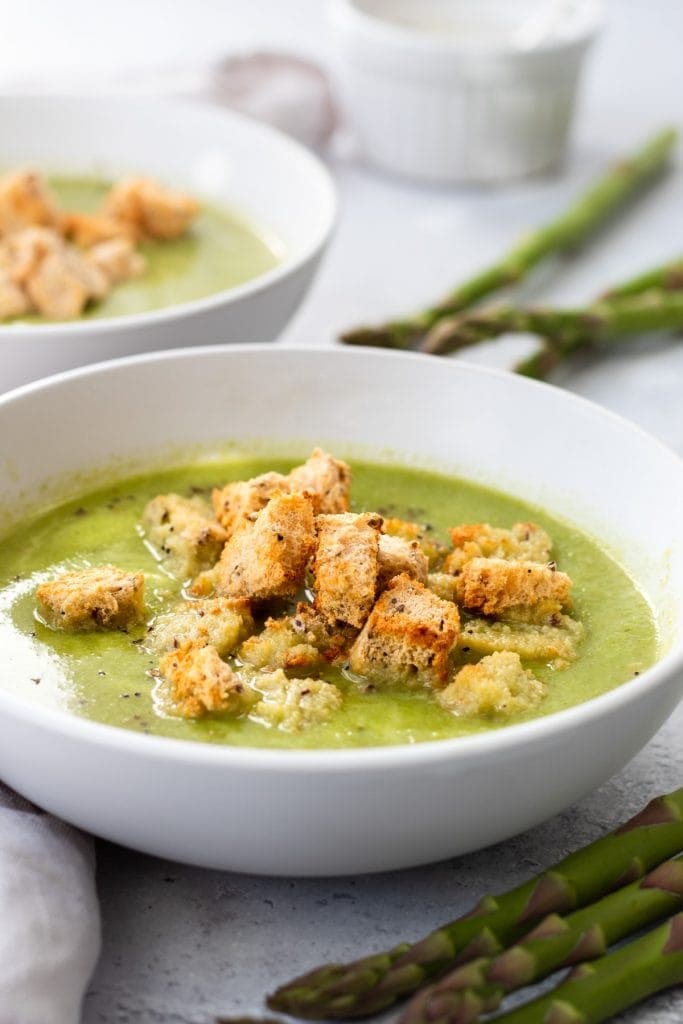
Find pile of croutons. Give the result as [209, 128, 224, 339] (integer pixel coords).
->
[35, 449, 583, 732]
[0, 169, 198, 320]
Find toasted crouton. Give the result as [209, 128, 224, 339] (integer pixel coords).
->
[313, 512, 382, 627]
[158, 642, 252, 718]
[87, 238, 146, 284]
[24, 248, 109, 319]
[458, 614, 583, 668]
[444, 522, 553, 574]
[0, 170, 60, 234]
[36, 565, 144, 631]
[0, 227, 64, 285]
[439, 652, 547, 717]
[383, 518, 445, 568]
[287, 448, 351, 514]
[62, 211, 134, 249]
[104, 177, 199, 241]
[239, 616, 321, 673]
[215, 492, 316, 601]
[212, 470, 290, 536]
[142, 493, 227, 580]
[0, 272, 29, 319]
[377, 533, 429, 590]
[349, 574, 460, 687]
[147, 597, 254, 656]
[251, 668, 342, 731]
[456, 558, 572, 617]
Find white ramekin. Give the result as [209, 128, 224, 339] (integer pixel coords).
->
[330, 0, 603, 183]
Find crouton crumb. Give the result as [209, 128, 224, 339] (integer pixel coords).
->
[377, 533, 429, 590]
[439, 651, 547, 717]
[444, 522, 553, 574]
[239, 616, 321, 673]
[142, 493, 227, 581]
[287, 448, 351, 514]
[251, 669, 342, 731]
[147, 597, 254, 657]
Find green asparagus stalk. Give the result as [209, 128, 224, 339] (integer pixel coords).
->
[268, 789, 683, 1020]
[400, 855, 683, 1024]
[601, 255, 683, 301]
[488, 910, 683, 1024]
[420, 289, 683, 357]
[340, 128, 677, 351]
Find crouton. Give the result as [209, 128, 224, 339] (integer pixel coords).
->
[24, 248, 108, 319]
[444, 522, 553, 574]
[287, 448, 351, 514]
[458, 614, 584, 668]
[36, 565, 144, 631]
[439, 652, 547, 717]
[377, 533, 429, 590]
[212, 470, 290, 536]
[104, 177, 199, 241]
[456, 558, 572, 617]
[383, 518, 446, 568]
[147, 597, 254, 656]
[251, 668, 342, 731]
[158, 642, 252, 719]
[0, 227, 64, 285]
[349, 574, 460, 687]
[62, 211, 134, 249]
[215, 492, 316, 601]
[87, 237, 146, 284]
[0, 272, 29, 320]
[0, 170, 59, 234]
[239, 616, 321, 673]
[142, 493, 227, 580]
[426, 573, 459, 602]
[313, 512, 382, 627]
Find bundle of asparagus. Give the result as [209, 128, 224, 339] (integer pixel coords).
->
[267, 787, 683, 1024]
[340, 129, 683, 379]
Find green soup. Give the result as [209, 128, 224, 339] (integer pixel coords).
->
[18, 177, 281, 322]
[0, 457, 657, 749]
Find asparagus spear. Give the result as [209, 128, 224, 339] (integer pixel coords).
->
[601, 254, 683, 301]
[268, 789, 683, 1020]
[340, 128, 677, 351]
[400, 855, 683, 1024]
[420, 289, 683, 357]
[488, 910, 683, 1024]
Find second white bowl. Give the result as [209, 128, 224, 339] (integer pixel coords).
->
[0, 97, 336, 392]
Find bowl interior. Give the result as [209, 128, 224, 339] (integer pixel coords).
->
[1, 344, 682, 671]
[0, 95, 335, 271]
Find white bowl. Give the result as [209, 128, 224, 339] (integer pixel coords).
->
[0, 346, 681, 876]
[331, 0, 602, 183]
[0, 97, 336, 392]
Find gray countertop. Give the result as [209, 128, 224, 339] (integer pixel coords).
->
[3, 0, 677, 1020]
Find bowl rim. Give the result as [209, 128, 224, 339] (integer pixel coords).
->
[0, 95, 337, 338]
[0, 342, 681, 771]
[330, 0, 604, 60]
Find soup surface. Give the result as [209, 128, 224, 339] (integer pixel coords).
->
[18, 177, 281, 322]
[0, 456, 657, 749]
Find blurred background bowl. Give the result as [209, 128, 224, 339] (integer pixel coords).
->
[0, 95, 336, 391]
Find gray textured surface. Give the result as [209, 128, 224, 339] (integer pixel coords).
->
[83, 711, 683, 1023]
[2, 0, 678, 1020]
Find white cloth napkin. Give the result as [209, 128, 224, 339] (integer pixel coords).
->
[0, 784, 100, 1024]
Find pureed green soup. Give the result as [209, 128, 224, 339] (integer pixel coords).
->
[0, 457, 657, 749]
[24, 177, 281, 321]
